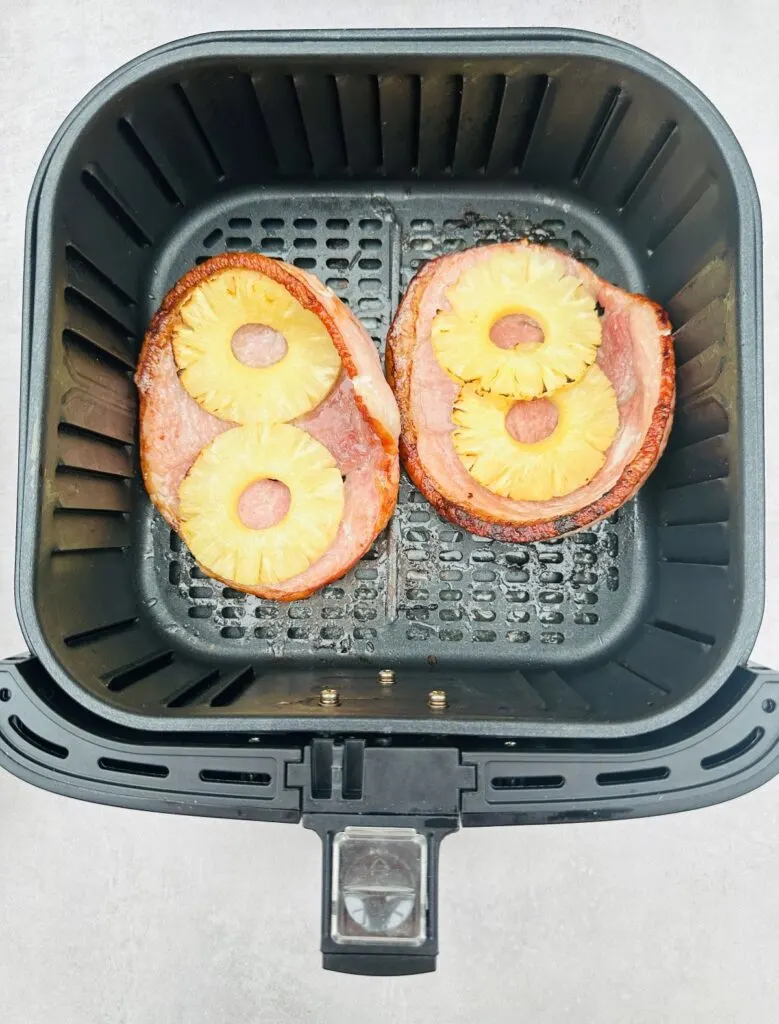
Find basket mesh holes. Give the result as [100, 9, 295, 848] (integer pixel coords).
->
[401, 213, 600, 288]
[155, 201, 627, 661]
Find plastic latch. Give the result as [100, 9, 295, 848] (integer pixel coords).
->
[295, 741, 475, 974]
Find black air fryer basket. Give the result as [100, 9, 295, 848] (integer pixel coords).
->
[3, 29, 774, 974]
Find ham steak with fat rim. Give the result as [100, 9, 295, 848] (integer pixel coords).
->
[386, 241, 674, 542]
[136, 253, 400, 600]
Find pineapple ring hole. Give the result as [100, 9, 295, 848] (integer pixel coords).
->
[489, 313, 545, 350]
[230, 323, 288, 368]
[237, 479, 292, 530]
[505, 398, 559, 444]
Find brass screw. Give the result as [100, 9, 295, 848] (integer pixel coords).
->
[428, 689, 448, 710]
[377, 668, 395, 686]
[319, 687, 340, 707]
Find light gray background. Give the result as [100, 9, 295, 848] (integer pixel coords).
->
[1, 1, 777, 1021]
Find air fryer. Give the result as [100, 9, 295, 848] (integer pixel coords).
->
[1, 30, 773, 975]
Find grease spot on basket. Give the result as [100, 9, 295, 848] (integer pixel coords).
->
[540, 631, 565, 644]
[407, 624, 431, 641]
[507, 630, 530, 644]
[440, 608, 462, 622]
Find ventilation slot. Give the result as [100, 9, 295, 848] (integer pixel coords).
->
[52, 519, 129, 555]
[65, 285, 136, 360]
[166, 671, 221, 708]
[62, 325, 135, 376]
[668, 397, 729, 449]
[668, 257, 730, 331]
[64, 245, 136, 310]
[106, 651, 174, 692]
[491, 774, 565, 791]
[618, 122, 679, 212]
[199, 768, 272, 787]
[335, 73, 382, 174]
[98, 757, 170, 779]
[80, 168, 152, 247]
[57, 420, 134, 452]
[378, 74, 420, 175]
[596, 766, 669, 787]
[515, 75, 554, 173]
[701, 728, 765, 771]
[574, 87, 630, 185]
[659, 523, 729, 567]
[53, 469, 131, 515]
[663, 435, 729, 489]
[294, 74, 347, 175]
[56, 429, 133, 492]
[525, 669, 589, 713]
[660, 478, 730, 527]
[652, 620, 715, 647]
[252, 74, 313, 176]
[209, 667, 255, 708]
[8, 716, 68, 759]
[485, 74, 539, 174]
[172, 83, 225, 181]
[672, 300, 726, 367]
[453, 73, 504, 174]
[203, 227, 223, 249]
[646, 173, 717, 255]
[64, 617, 138, 648]
[613, 662, 671, 696]
[417, 73, 462, 174]
[117, 117, 182, 205]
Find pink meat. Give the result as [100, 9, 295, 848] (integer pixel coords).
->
[296, 372, 382, 475]
[238, 479, 291, 530]
[135, 342, 230, 526]
[231, 323, 288, 367]
[505, 398, 559, 444]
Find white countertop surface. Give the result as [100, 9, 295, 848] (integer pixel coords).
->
[1, 1, 778, 1020]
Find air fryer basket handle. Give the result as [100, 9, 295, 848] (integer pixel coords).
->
[292, 741, 473, 974]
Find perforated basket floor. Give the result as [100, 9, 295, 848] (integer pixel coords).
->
[137, 186, 653, 668]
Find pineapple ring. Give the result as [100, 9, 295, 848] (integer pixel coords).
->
[431, 249, 602, 399]
[172, 269, 341, 423]
[178, 423, 345, 586]
[452, 365, 619, 502]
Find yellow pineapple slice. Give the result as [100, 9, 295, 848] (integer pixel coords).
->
[431, 248, 601, 399]
[452, 365, 619, 502]
[178, 423, 344, 586]
[172, 269, 341, 423]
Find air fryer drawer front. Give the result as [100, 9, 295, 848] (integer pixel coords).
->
[2, 657, 778, 973]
